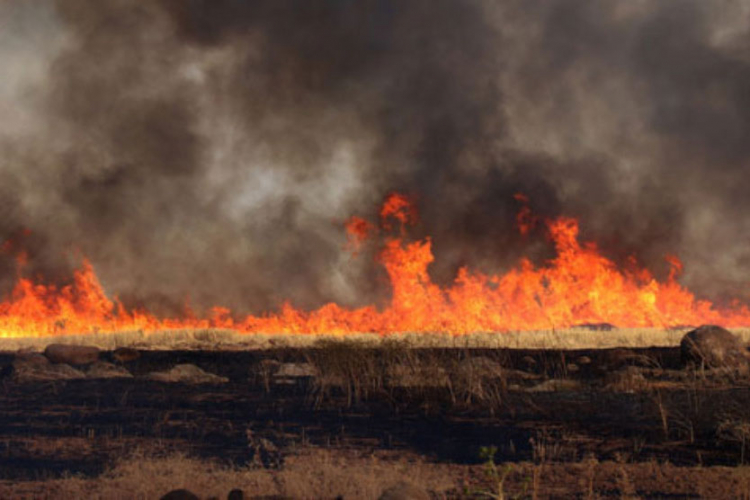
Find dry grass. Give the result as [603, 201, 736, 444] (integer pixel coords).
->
[302, 339, 513, 410]
[0, 447, 458, 500]
[6, 449, 750, 499]
[3, 326, 750, 352]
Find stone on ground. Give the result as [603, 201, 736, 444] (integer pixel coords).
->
[227, 489, 244, 500]
[680, 325, 748, 368]
[14, 352, 49, 366]
[12, 353, 86, 382]
[86, 361, 133, 379]
[160, 489, 199, 500]
[44, 343, 100, 365]
[145, 364, 228, 384]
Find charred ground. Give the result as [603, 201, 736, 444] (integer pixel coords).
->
[2, 341, 750, 498]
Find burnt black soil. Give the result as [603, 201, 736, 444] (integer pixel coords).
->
[0, 346, 747, 480]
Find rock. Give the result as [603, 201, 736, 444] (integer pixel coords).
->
[227, 489, 244, 500]
[44, 344, 100, 365]
[14, 352, 49, 366]
[566, 363, 579, 373]
[246, 496, 293, 500]
[12, 354, 86, 382]
[247, 496, 294, 500]
[601, 350, 657, 372]
[378, 482, 430, 500]
[680, 325, 748, 368]
[86, 361, 133, 379]
[112, 347, 140, 363]
[527, 379, 581, 392]
[160, 489, 199, 500]
[145, 364, 228, 384]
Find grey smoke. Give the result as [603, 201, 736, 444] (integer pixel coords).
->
[0, 0, 748, 315]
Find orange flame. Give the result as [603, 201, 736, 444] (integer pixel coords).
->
[380, 193, 417, 232]
[0, 194, 748, 338]
[344, 216, 375, 254]
[513, 193, 537, 236]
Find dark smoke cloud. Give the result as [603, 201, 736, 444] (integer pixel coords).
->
[0, 0, 748, 314]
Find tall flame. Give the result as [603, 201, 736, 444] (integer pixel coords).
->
[0, 193, 748, 338]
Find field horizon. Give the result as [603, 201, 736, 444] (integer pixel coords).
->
[2, 325, 750, 352]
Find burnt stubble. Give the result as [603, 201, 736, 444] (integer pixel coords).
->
[1, 344, 749, 485]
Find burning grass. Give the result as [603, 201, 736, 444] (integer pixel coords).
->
[2, 194, 750, 341]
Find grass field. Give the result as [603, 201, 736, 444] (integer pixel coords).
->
[2, 326, 750, 352]
[3, 445, 750, 499]
[4, 326, 750, 498]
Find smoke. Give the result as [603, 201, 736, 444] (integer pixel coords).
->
[0, 0, 748, 314]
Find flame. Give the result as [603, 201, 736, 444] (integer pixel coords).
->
[0, 194, 748, 338]
[380, 192, 417, 232]
[344, 216, 375, 255]
[513, 193, 537, 236]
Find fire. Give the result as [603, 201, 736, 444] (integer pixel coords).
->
[1, 193, 749, 338]
[513, 193, 537, 236]
[344, 216, 374, 254]
[379, 192, 417, 231]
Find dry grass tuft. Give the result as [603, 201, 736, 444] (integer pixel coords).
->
[0, 447, 457, 500]
[3, 327, 750, 352]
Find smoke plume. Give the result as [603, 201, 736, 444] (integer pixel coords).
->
[0, 0, 748, 315]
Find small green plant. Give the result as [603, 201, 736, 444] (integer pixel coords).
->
[476, 446, 514, 499]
